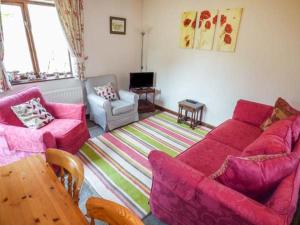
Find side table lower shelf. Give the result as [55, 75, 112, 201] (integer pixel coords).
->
[130, 88, 156, 113]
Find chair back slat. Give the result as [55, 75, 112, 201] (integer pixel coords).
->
[60, 167, 65, 186]
[46, 149, 84, 205]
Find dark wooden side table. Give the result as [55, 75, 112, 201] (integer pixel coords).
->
[130, 87, 156, 113]
[177, 100, 205, 129]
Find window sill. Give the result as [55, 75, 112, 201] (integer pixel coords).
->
[11, 76, 75, 86]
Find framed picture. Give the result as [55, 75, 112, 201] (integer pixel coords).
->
[110, 16, 126, 35]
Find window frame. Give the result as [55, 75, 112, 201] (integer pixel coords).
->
[1, 0, 73, 81]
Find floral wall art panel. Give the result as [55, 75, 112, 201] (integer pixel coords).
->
[194, 9, 218, 50]
[179, 11, 197, 49]
[216, 8, 243, 52]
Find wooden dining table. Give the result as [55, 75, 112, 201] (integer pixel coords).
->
[0, 155, 89, 225]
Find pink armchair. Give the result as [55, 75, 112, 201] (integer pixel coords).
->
[0, 87, 90, 164]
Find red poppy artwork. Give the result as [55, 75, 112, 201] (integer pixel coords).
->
[194, 9, 218, 50]
[179, 11, 197, 49]
[216, 8, 243, 52]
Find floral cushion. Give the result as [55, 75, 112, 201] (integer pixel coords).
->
[261, 98, 300, 130]
[11, 98, 54, 129]
[211, 153, 300, 201]
[94, 83, 118, 101]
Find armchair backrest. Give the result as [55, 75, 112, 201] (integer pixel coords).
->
[0, 87, 46, 127]
[85, 74, 118, 96]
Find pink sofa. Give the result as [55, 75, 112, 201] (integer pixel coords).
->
[0, 87, 90, 166]
[149, 100, 300, 225]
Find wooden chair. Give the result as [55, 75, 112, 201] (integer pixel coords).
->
[86, 197, 144, 225]
[46, 148, 84, 205]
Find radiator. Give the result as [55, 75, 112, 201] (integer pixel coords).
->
[42, 86, 84, 104]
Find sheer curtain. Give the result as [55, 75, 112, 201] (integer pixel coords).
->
[0, 2, 11, 92]
[54, 0, 86, 80]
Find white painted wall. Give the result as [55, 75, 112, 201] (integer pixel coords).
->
[84, 0, 142, 89]
[142, 0, 300, 126]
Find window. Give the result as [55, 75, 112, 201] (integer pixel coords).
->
[1, 0, 72, 84]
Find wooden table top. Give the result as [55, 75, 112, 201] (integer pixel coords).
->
[0, 155, 89, 225]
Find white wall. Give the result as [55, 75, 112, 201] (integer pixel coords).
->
[142, 0, 300, 126]
[84, 0, 142, 89]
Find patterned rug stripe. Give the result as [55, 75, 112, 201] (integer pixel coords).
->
[89, 139, 151, 192]
[148, 116, 203, 142]
[79, 153, 144, 215]
[81, 144, 150, 215]
[142, 119, 194, 146]
[97, 135, 152, 177]
[79, 112, 209, 219]
[122, 125, 179, 157]
[112, 130, 150, 157]
[101, 133, 149, 165]
[131, 123, 184, 152]
[134, 122, 188, 150]
[154, 112, 209, 136]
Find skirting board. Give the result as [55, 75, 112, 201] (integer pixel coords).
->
[155, 104, 215, 129]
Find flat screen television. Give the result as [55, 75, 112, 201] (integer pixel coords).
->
[129, 72, 154, 89]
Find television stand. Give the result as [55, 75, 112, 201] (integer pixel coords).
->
[130, 87, 156, 113]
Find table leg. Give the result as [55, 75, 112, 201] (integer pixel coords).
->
[195, 110, 199, 127]
[177, 106, 181, 123]
[199, 108, 203, 126]
[191, 111, 195, 129]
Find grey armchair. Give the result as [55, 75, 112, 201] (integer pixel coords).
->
[85, 74, 139, 131]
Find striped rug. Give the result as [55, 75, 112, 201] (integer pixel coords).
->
[78, 112, 209, 219]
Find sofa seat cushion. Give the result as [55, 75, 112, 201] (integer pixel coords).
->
[211, 153, 300, 201]
[177, 138, 241, 176]
[111, 100, 134, 115]
[40, 119, 84, 148]
[207, 119, 262, 151]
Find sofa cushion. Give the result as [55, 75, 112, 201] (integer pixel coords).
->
[243, 135, 291, 156]
[207, 119, 262, 151]
[243, 117, 300, 156]
[40, 119, 83, 148]
[261, 98, 300, 130]
[94, 82, 118, 101]
[0, 87, 46, 127]
[177, 138, 241, 176]
[111, 100, 134, 115]
[243, 119, 293, 156]
[11, 98, 54, 129]
[211, 153, 300, 201]
[233, 99, 273, 127]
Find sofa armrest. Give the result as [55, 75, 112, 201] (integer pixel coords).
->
[233, 99, 273, 127]
[119, 90, 138, 104]
[1, 124, 56, 153]
[149, 151, 284, 225]
[88, 94, 111, 110]
[46, 102, 86, 121]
